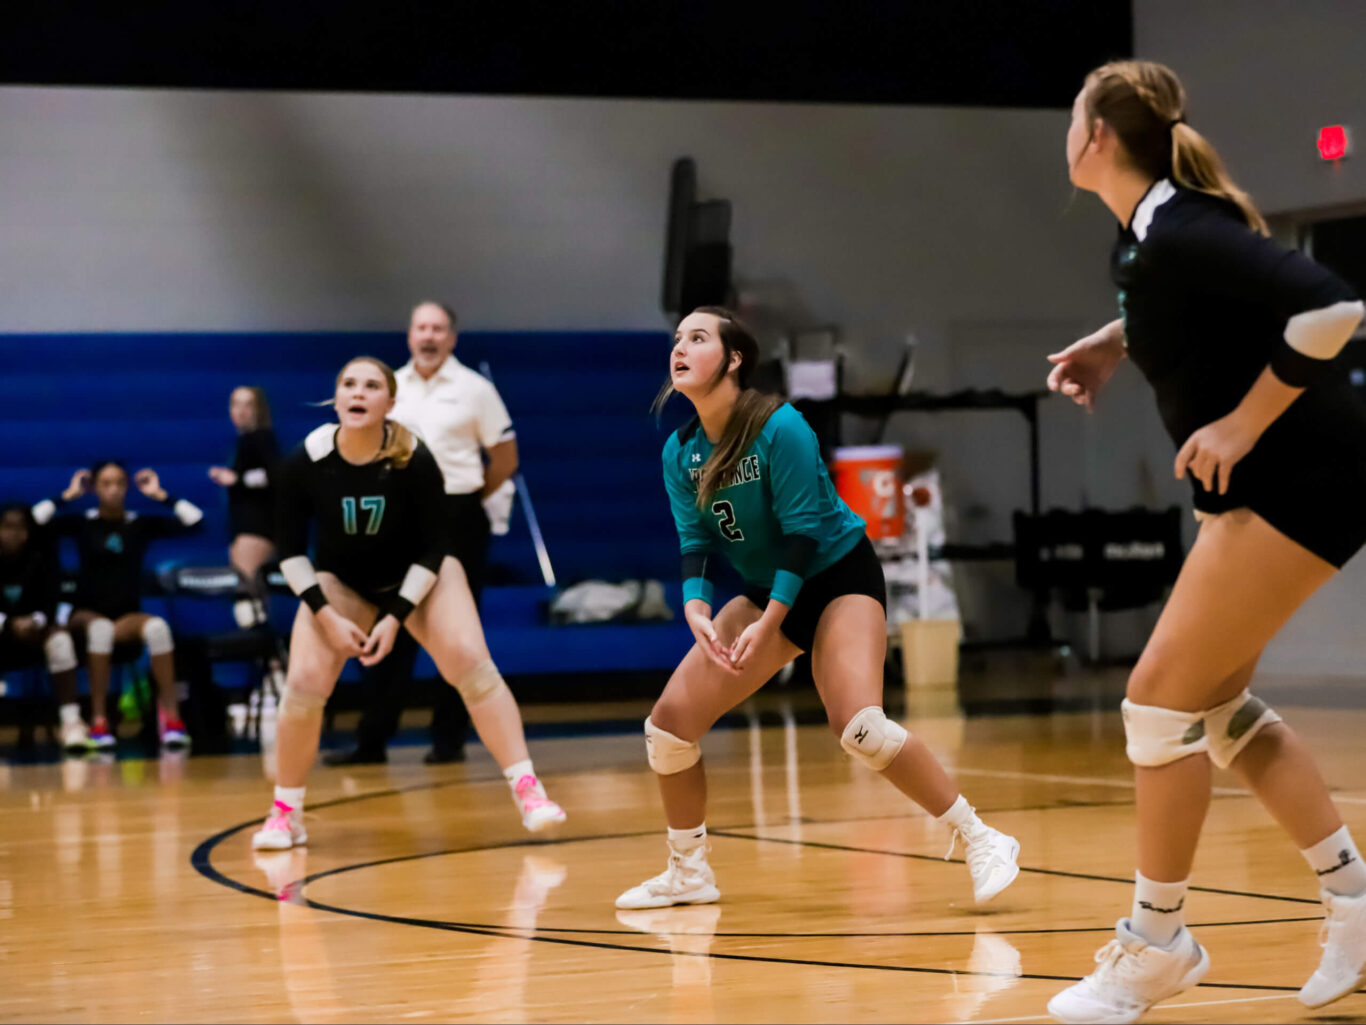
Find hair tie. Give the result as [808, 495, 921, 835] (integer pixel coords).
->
[1169, 116, 1185, 129]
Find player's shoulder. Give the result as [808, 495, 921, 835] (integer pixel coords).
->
[301, 424, 338, 463]
[664, 416, 701, 458]
[759, 401, 806, 441]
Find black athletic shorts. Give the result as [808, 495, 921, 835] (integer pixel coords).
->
[744, 534, 886, 653]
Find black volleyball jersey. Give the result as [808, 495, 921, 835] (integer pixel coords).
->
[0, 546, 58, 629]
[32, 497, 204, 617]
[228, 428, 280, 524]
[1112, 180, 1365, 509]
[276, 424, 450, 595]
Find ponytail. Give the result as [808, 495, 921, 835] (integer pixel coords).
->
[378, 420, 416, 469]
[1170, 122, 1268, 235]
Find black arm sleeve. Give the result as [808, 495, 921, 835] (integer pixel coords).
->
[274, 447, 315, 562]
[407, 445, 451, 575]
[776, 534, 820, 577]
[141, 496, 203, 538]
[681, 552, 710, 581]
[1149, 216, 1358, 387]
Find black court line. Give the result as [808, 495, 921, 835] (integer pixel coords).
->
[709, 831, 1322, 907]
[190, 779, 1333, 992]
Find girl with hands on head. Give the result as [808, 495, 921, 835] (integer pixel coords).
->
[32, 460, 204, 752]
[615, 307, 1020, 913]
[253, 357, 565, 853]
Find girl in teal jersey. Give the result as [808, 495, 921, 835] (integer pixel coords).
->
[616, 307, 1020, 911]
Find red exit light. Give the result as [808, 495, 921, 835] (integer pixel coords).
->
[1318, 125, 1351, 160]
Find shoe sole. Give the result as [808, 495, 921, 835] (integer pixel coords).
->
[524, 809, 568, 833]
[1298, 969, 1366, 1009]
[252, 833, 307, 851]
[615, 885, 721, 910]
[975, 838, 1022, 903]
[1047, 942, 1210, 1024]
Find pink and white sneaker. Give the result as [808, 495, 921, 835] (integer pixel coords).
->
[252, 800, 308, 850]
[512, 774, 566, 833]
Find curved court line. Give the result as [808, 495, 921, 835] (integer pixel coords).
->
[190, 777, 1326, 991]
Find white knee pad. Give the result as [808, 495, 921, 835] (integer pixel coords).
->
[278, 686, 327, 724]
[233, 599, 266, 629]
[86, 618, 115, 656]
[1121, 698, 1209, 767]
[644, 716, 701, 775]
[450, 659, 507, 705]
[839, 706, 907, 771]
[1203, 689, 1282, 769]
[141, 616, 174, 656]
[44, 631, 78, 674]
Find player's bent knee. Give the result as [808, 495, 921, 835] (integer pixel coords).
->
[644, 716, 701, 775]
[1121, 698, 1209, 766]
[450, 658, 506, 705]
[141, 616, 174, 656]
[1203, 689, 1282, 769]
[839, 706, 907, 771]
[278, 686, 326, 724]
[44, 631, 78, 674]
[86, 617, 115, 656]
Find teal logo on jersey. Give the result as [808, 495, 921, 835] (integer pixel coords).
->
[105, 533, 124, 554]
[341, 496, 386, 535]
[3, 585, 20, 605]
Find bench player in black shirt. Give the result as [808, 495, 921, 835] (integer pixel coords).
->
[1046, 61, 1366, 1024]
[209, 386, 282, 624]
[33, 462, 203, 752]
[0, 503, 84, 750]
[251, 357, 565, 851]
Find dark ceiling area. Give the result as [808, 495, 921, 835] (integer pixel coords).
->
[2, 2, 1132, 109]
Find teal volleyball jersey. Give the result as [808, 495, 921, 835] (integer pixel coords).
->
[662, 403, 867, 603]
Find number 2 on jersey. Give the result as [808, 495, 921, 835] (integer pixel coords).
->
[341, 496, 386, 535]
[711, 500, 744, 542]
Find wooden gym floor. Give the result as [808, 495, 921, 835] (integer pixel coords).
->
[2, 674, 1364, 1024]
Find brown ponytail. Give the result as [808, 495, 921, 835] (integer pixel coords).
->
[653, 306, 783, 509]
[335, 357, 417, 468]
[1084, 60, 1268, 235]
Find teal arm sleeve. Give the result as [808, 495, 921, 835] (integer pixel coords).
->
[662, 442, 715, 556]
[767, 411, 826, 536]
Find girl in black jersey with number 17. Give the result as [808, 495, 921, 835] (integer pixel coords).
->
[252, 357, 565, 851]
[1045, 61, 1366, 1025]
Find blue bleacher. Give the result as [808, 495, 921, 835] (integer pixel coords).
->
[0, 330, 697, 687]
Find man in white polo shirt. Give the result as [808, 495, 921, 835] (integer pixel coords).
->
[326, 300, 518, 765]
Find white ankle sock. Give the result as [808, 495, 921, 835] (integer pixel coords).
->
[936, 795, 982, 832]
[1131, 871, 1187, 947]
[274, 785, 306, 812]
[503, 759, 535, 788]
[59, 703, 82, 726]
[668, 824, 707, 853]
[1302, 826, 1366, 896]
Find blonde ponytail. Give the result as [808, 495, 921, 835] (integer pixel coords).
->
[1085, 60, 1268, 236]
[1170, 122, 1268, 235]
[378, 420, 416, 469]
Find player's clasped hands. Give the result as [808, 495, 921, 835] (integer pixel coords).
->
[684, 602, 741, 675]
[315, 605, 369, 658]
[359, 615, 400, 667]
